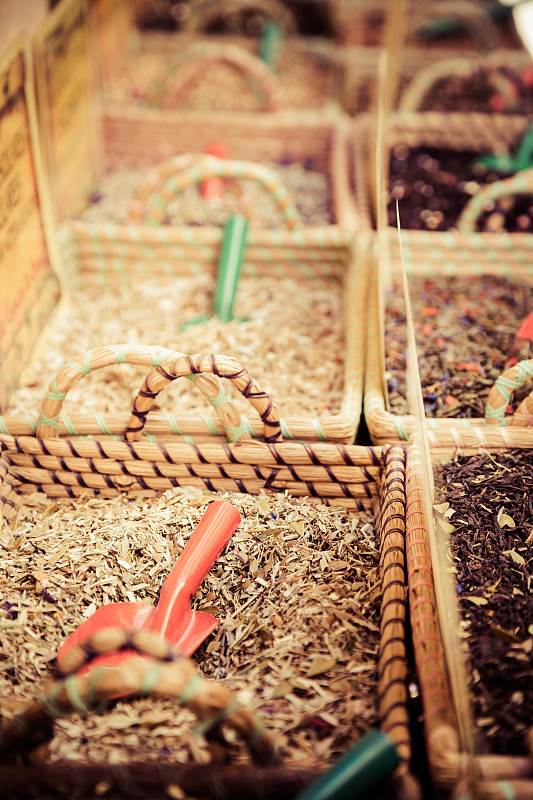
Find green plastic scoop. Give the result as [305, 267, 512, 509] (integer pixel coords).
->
[473, 118, 533, 176]
[295, 730, 399, 800]
[213, 213, 249, 322]
[259, 20, 282, 70]
[181, 213, 249, 329]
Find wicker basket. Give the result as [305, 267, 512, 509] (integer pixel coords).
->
[340, 0, 527, 115]
[363, 110, 533, 448]
[56, 142, 368, 449]
[103, 0, 345, 114]
[80, 107, 364, 232]
[397, 50, 533, 113]
[399, 442, 533, 800]
[0, 431, 418, 798]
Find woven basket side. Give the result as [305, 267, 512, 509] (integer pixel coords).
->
[385, 110, 530, 154]
[1, 428, 385, 511]
[102, 108, 338, 171]
[57, 220, 353, 292]
[377, 445, 422, 799]
[405, 446, 459, 793]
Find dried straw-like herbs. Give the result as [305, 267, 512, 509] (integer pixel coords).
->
[7, 272, 344, 421]
[79, 162, 333, 228]
[0, 489, 380, 767]
[435, 450, 533, 756]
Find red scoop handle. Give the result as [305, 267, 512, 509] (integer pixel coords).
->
[148, 500, 240, 636]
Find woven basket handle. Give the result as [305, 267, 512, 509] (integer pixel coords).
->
[35, 345, 238, 441]
[457, 168, 533, 232]
[485, 358, 533, 426]
[408, 1, 497, 51]
[126, 153, 301, 229]
[399, 57, 516, 112]
[126, 352, 281, 443]
[183, 0, 297, 35]
[0, 628, 276, 766]
[152, 41, 281, 111]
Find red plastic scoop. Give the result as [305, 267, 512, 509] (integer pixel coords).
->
[516, 312, 533, 342]
[201, 140, 227, 199]
[57, 501, 241, 671]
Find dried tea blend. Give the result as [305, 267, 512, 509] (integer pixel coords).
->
[385, 274, 533, 418]
[388, 145, 533, 232]
[435, 450, 533, 756]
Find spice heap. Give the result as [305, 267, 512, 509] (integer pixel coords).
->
[389, 146, 533, 232]
[7, 272, 344, 421]
[435, 450, 533, 755]
[385, 274, 533, 417]
[0, 489, 380, 766]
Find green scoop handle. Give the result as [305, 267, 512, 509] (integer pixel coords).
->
[295, 730, 399, 800]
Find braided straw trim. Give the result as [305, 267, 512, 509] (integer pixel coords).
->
[458, 169, 533, 233]
[0, 433, 384, 511]
[0, 628, 275, 767]
[125, 351, 281, 443]
[6, 456, 380, 493]
[183, 0, 297, 35]
[34, 345, 249, 443]
[485, 359, 533, 426]
[377, 445, 422, 799]
[142, 41, 281, 111]
[0, 410, 356, 444]
[0, 455, 19, 528]
[126, 154, 301, 230]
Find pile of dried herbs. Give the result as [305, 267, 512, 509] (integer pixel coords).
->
[0, 489, 381, 767]
[434, 450, 533, 755]
[385, 273, 533, 417]
[7, 272, 344, 422]
[80, 161, 333, 228]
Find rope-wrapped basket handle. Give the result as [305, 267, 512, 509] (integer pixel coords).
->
[485, 358, 533, 426]
[35, 345, 247, 441]
[0, 628, 276, 767]
[126, 153, 302, 229]
[398, 56, 525, 112]
[408, 1, 497, 51]
[144, 41, 281, 111]
[126, 352, 281, 444]
[457, 168, 533, 232]
[182, 0, 297, 35]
